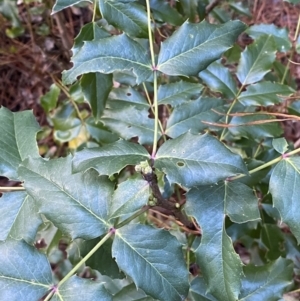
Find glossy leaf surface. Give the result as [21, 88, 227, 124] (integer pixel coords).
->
[157, 20, 246, 76]
[270, 157, 300, 242]
[112, 224, 189, 301]
[0, 239, 52, 300]
[72, 140, 150, 175]
[99, 0, 148, 38]
[0, 107, 40, 180]
[239, 258, 293, 300]
[109, 176, 150, 219]
[198, 61, 237, 99]
[165, 97, 223, 138]
[63, 34, 152, 85]
[238, 82, 293, 106]
[18, 156, 114, 240]
[52, 0, 91, 13]
[236, 35, 277, 85]
[157, 81, 203, 106]
[52, 276, 112, 301]
[154, 132, 247, 187]
[186, 185, 244, 301]
[0, 192, 42, 243]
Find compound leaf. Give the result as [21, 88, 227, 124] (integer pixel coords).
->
[165, 97, 223, 138]
[18, 156, 114, 240]
[0, 192, 42, 244]
[186, 185, 244, 301]
[0, 239, 52, 301]
[239, 258, 293, 301]
[51, 276, 112, 301]
[158, 81, 203, 106]
[154, 132, 247, 187]
[198, 61, 237, 99]
[157, 20, 246, 76]
[270, 157, 300, 243]
[109, 176, 150, 219]
[0, 107, 40, 180]
[99, 0, 148, 38]
[112, 224, 189, 301]
[63, 34, 152, 85]
[236, 35, 277, 85]
[72, 140, 150, 175]
[238, 82, 293, 106]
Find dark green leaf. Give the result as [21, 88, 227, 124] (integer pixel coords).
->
[41, 83, 60, 112]
[229, 114, 283, 139]
[0, 239, 52, 300]
[99, 0, 148, 38]
[165, 97, 224, 138]
[154, 132, 247, 187]
[108, 87, 149, 109]
[190, 277, 218, 301]
[246, 24, 291, 52]
[186, 186, 244, 301]
[52, 0, 91, 13]
[73, 22, 110, 56]
[229, 2, 251, 17]
[157, 81, 203, 106]
[112, 224, 189, 301]
[81, 236, 123, 279]
[270, 157, 300, 243]
[272, 138, 289, 154]
[101, 106, 156, 144]
[238, 82, 293, 106]
[261, 224, 285, 261]
[0, 192, 42, 244]
[63, 34, 152, 85]
[110, 176, 150, 219]
[72, 140, 150, 175]
[113, 283, 154, 301]
[150, 0, 183, 26]
[81, 73, 113, 120]
[198, 61, 237, 99]
[18, 156, 114, 240]
[86, 117, 119, 144]
[239, 258, 293, 301]
[0, 107, 40, 180]
[52, 276, 112, 301]
[236, 35, 277, 85]
[157, 20, 246, 76]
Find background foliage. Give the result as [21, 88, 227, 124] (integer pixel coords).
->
[2, 0, 300, 301]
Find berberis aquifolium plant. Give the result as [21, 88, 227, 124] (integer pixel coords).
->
[2, 0, 300, 300]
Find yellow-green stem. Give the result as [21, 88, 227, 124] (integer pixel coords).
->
[92, 0, 97, 22]
[143, 83, 166, 141]
[230, 147, 300, 181]
[44, 290, 55, 301]
[115, 206, 149, 229]
[57, 231, 114, 288]
[152, 71, 159, 156]
[220, 85, 244, 141]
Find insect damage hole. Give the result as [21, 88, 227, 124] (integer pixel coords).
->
[177, 161, 185, 167]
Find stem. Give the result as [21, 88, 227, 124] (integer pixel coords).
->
[92, 0, 97, 22]
[115, 206, 150, 229]
[57, 230, 114, 288]
[230, 147, 300, 181]
[0, 186, 25, 191]
[44, 290, 55, 301]
[152, 71, 159, 156]
[281, 14, 300, 84]
[145, 0, 159, 157]
[220, 85, 244, 141]
[143, 83, 166, 141]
